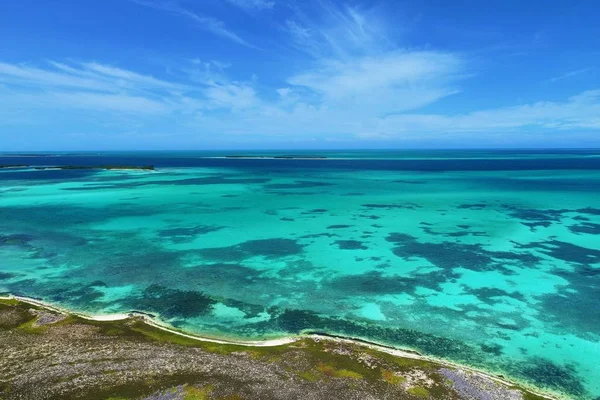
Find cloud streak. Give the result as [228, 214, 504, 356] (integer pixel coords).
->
[548, 68, 592, 83]
[130, 0, 257, 48]
[224, 0, 275, 10]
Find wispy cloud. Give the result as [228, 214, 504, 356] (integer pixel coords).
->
[130, 0, 257, 48]
[289, 51, 462, 101]
[224, 0, 275, 10]
[279, 3, 464, 120]
[0, 60, 261, 117]
[283, 1, 392, 59]
[0, 61, 187, 95]
[547, 68, 592, 83]
[360, 89, 600, 139]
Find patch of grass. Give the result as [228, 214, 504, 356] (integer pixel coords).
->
[335, 369, 363, 379]
[298, 370, 321, 382]
[316, 362, 362, 379]
[0, 298, 20, 306]
[521, 390, 551, 400]
[381, 369, 406, 385]
[0, 308, 35, 330]
[16, 317, 48, 334]
[407, 386, 430, 397]
[183, 384, 213, 400]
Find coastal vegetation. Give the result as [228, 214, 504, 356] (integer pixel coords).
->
[0, 297, 550, 400]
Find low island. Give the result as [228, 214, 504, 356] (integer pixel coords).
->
[0, 297, 551, 400]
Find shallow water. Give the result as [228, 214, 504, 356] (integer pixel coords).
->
[1, 150, 599, 398]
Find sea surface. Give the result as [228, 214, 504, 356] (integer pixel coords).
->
[1, 150, 599, 399]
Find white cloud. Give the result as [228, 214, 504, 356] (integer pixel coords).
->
[129, 0, 257, 48]
[289, 51, 462, 100]
[1, 58, 599, 146]
[204, 82, 260, 110]
[0, 60, 257, 118]
[224, 0, 275, 10]
[362, 89, 600, 138]
[283, 3, 391, 59]
[0, 61, 186, 94]
[278, 4, 464, 123]
[548, 68, 592, 83]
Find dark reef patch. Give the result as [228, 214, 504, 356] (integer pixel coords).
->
[510, 358, 585, 398]
[516, 240, 600, 265]
[301, 208, 328, 215]
[327, 225, 353, 229]
[421, 226, 487, 238]
[199, 238, 304, 262]
[264, 180, 333, 189]
[468, 287, 526, 305]
[181, 263, 266, 296]
[329, 271, 414, 294]
[522, 221, 552, 231]
[158, 225, 225, 243]
[123, 284, 215, 319]
[300, 233, 339, 239]
[362, 203, 420, 210]
[457, 203, 487, 210]
[577, 207, 600, 216]
[334, 240, 367, 250]
[0, 234, 34, 247]
[357, 214, 380, 220]
[503, 206, 567, 223]
[573, 215, 590, 221]
[480, 343, 503, 356]
[387, 233, 540, 272]
[503, 206, 600, 233]
[0, 272, 17, 280]
[270, 308, 481, 363]
[14, 281, 109, 309]
[569, 222, 600, 235]
[88, 280, 108, 287]
[538, 266, 600, 334]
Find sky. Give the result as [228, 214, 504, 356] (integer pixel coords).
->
[0, 0, 599, 150]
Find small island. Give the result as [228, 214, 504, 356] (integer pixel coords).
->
[224, 155, 327, 159]
[0, 165, 155, 171]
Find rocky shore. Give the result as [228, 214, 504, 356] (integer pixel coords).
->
[0, 298, 551, 400]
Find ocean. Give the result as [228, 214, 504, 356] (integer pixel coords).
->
[1, 150, 599, 399]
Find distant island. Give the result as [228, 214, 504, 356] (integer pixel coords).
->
[225, 155, 327, 159]
[0, 165, 155, 171]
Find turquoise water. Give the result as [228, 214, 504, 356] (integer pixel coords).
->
[1, 150, 599, 399]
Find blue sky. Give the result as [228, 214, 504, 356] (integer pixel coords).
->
[0, 0, 599, 150]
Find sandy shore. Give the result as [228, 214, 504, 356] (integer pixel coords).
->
[1, 294, 559, 400]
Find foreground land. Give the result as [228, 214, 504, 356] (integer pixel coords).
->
[0, 298, 549, 400]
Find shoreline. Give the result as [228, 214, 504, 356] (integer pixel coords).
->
[2, 294, 561, 400]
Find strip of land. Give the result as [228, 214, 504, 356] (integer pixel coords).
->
[0, 165, 154, 170]
[0, 296, 556, 400]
